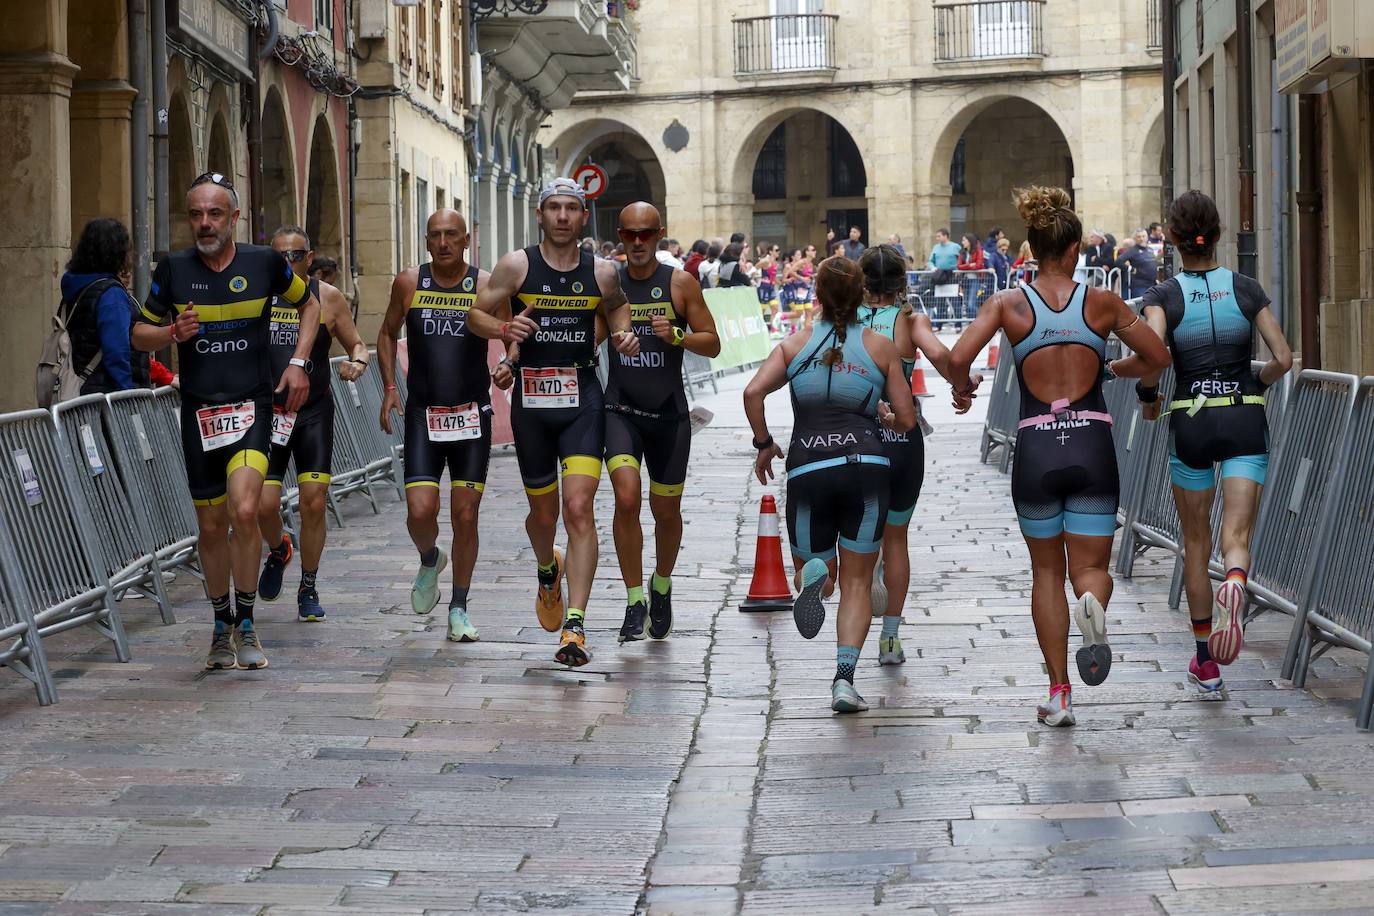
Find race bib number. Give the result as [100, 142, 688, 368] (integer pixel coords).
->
[196, 401, 255, 452]
[271, 407, 297, 447]
[427, 403, 481, 442]
[521, 368, 579, 409]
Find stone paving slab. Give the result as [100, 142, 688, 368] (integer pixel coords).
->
[2, 364, 1374, 913]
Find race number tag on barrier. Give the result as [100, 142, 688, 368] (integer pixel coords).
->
[271, 408, 297, 447]
[79, 423, 105, 476]
[521, 368, 579, 409]
[130, 413, 154, 462]
[427, 403, 481, 442]
[11, 448, 42, 506]
[196, 401, 255, 452]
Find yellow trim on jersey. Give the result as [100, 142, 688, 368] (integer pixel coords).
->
[649, 479, 685, 498]
[281, 271, 309, 305]
[297, 471, 332, 486]
[227, 448, 269, 477]
[629, 302, 673, 321]
[451, 479, 485, 493]
[193, 493, 229, 507]
[606, 454, 641, 474]
[140, 304, 164, 323]
[561, 455, 602, 479]
[515, 292, 602, 311]
[405, 480, 442, 490]
[409, 289, 477, 311]
[525, 480, 559, 496]
[174, 298, 269, 322]
[271, 305, 327, 326]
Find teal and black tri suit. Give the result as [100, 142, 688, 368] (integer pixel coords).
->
[1009, 282, 1118, 539]
[509, 246, 605, 494]
[857, 304, 925, 525]
[784, 320, 890, 561]
[265, 277, 335, 487]
[1139, 268, 1270, 490]
[604, 263, 691, 497]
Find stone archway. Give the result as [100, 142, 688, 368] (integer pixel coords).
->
[305, 114, 343, 262]
[206, 113, 234, 186]
[548, 119, 668, 243]
[167, 91, 196, 251]
[261, 86, 296, 238]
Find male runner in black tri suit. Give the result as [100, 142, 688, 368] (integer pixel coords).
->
[132, 172, 321, 671]
[255, 225, 370, 624]
[605, 202, 720, 643]
[378, 210, 495, 644]
[470, 178, 637, 667]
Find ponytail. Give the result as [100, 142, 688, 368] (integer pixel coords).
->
[815, 256, 863, 366]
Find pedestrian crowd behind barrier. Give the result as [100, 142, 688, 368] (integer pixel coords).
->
[907, 269, 998, 328]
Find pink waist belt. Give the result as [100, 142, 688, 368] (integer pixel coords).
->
[1018, 398, 1114, 430]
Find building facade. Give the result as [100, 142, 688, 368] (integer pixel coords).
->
[1171, 0, 1374, 373]
[546, 0, 1164, 258]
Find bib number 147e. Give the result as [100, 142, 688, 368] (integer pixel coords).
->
[196, 401, 256, 451]
[521, 367, 579, 409]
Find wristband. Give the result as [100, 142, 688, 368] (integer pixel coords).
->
[168, 323, 180, 344]
[752, 434, 774, 451]
[385, 384, 398, 391]
[1135, 381, 1158, 402]
[500, 321, 511, 341]
[670, 326, 685, 347]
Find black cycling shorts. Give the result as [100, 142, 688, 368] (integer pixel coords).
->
[604, 408, 691, 497]
[265, 398, 334, 487]
[511, 366, 605, 495]
[785, 455, 890, 562]
[1011, 419, 1118, 539]
[179, 394, 273, 506]
[404, 403, 493, 493]
[880, 403, 925, 526]
[1168, 402, 1269, 490]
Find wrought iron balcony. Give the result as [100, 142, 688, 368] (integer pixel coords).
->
[734, 13, 838, 77]
[934, 0, 1046, 62]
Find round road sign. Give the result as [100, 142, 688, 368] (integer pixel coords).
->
[573, 163, 608, 201]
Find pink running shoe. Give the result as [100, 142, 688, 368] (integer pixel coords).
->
[1188, 656, 1224, 694]
[1036, 684, 1075, 727]
[1208, 579, 1247, 665]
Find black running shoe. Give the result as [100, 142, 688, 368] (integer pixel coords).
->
[648, 587, 673, 640]
[258, 534, 294, 601]
[619, 601, 647, 644]
[297, 586, 326, 622]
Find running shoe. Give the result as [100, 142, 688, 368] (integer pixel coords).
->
[447, 606, 479, 643]
[793, 558, 829, 640]
[831, 679, 869, 713]
[410, 547, 448, 616]
[206, 622, 237, 670]
[1073, 592, 1112, 686]
[234, 621, 269, 670]
[1187, 656, 1224, 694]
[878, 635, 906, 666]
[258, 534, 294, 601]
[1209, 579, 1247, 665]
[1036, 684, 1075, 727]
[555, 621, 592, 667]
[648, 586, 673, 640]
[297, 586, 326, 622]
[619, 600, 648, 643]
[870, 557, 888, 617]
[536, 548, 565, 633]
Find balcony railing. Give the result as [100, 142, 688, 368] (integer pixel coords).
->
[1146, 0, 1162, 51]
[934, 1, 1046, 62]
[734, 14, 838, 77]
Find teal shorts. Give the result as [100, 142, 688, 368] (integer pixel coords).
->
[1168, 453, 1268, 491]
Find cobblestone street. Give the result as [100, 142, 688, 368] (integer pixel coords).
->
[3, 368, 1374, 915]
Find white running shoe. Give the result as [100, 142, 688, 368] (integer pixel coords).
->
[411, 548, 448, 615]
[1036, 684, 1076, 727]
[831, 679, 869, 713]
[1073, 592, 1112, 686]
[878, 635, 906, 665]
[447, 606, 479, 643]
[1209, 579, 1247, 665]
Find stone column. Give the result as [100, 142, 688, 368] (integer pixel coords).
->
[0, 50, 79, 410]
[70, 79, 137, 235]
[474, 160, 496, 269]
[510, 180, 525, 250]
[495, 168, 513, 258]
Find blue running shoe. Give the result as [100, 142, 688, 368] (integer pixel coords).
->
[297, 586, 326, 622]
[447, 606, 479, 642]
[411, 547, 448, 615]
[258, 534, 294, 601]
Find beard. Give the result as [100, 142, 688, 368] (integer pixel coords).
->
[195, 231, 230, 257]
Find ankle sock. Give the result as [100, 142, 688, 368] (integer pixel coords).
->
[211, 593, 233, 627]
[538, 558, 559, 587]
[234, 589, 256, 626]
[420, 546, 439, 567]
[300, 569, 318, 592]
[881, 615, 900, 639]
[835, 645, 860, 683]
[651, 572, 672, 596]
[1192, 616, 1213, 662]
[450, 585, 469, 609]
[627, 585, 646, 607]
[564, 608, 585, 629]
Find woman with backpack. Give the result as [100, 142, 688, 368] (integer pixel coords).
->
[54, 218, 150, 398]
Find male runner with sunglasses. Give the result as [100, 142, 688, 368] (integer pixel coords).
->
[606, 202, 720, 642]
[133, 173, 321, 671]
[255, 225, 370, 623]
[471, 178, 637, 667]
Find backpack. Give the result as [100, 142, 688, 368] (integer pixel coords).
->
[35, 278, 119, 409]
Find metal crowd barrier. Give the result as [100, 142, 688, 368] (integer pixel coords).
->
[682, 350, 719, 401]
[978, 333, 1019, 472]
[108, 388, 200, 581]
[52, 395, 175, 625]
[326, 359, 389, 516]
[0, 409, 130, 662]
[0, 517, 55, 704]
[1285, 376, 1374, 726]
[907, 269, 998, 326]
[1116, 368, 1181, 578]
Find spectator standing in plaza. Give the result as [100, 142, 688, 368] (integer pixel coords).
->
[1012, 239, 1036, 281]
[682, 239, 708, 283]
[841, 226, 865, 261]
[988, 236, 1012, 288]
[716, 242, 753, 288]
[1084, 229, 1114, 276]
[59, 217, 150, 395]
[982, 226, 1006, 259]
[699, 242, 722, 288]
[656, 238, 684, 269]
[1114, 229, 1159, 299]
[957, 233, 985, 271]
[887, 234, 909, 264]
[926, 229, 961, 278]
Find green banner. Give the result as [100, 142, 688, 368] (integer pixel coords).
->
[704, 287, 771, 372]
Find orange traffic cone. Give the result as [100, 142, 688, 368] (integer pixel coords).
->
[985, 342, 999, 371]
[740, 494, 793, 612]
[911, 351, 931, 398]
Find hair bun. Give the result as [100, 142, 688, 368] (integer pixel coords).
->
[1015, 185, 1073, 230]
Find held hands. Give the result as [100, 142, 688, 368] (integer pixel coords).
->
[172, 303, 199, 342]
[951, 373, 983, 415]
[278, 365, 310, 413]
[612, 328, 641, 358]
[878, 400, 896, 429]
[379, 389, 401, 435]
[754, 442, 784, 485]
[501, 307, 537, 344]
[1141, 395, 1162, 422]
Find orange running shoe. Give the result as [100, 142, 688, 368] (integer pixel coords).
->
[535, 548, 565, 632]
[555, 620, 592, 667]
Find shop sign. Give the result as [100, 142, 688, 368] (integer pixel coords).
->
[170, 0, 253, 80]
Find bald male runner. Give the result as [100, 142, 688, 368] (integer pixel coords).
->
[606, 202, 720, 642]
[470, 178, 638, 667]
[378, 210, 495, 643]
